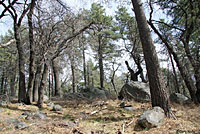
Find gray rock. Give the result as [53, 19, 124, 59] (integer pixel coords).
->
[5, 118, 20, 125]
[118, 81, 151, 102]
[43, 95, 49, 102]
[22, 111, 31, 116]
[0, 108, 3, 113]
[53, 104, 62, 111]
[81, 87, 113, 99]
[61, 121, 77, 128]
[136, 107, 165, 129]
[0, 101, 7, 106]
[32, 111, 47, 120]
[15, 122, 27, 129]
[47, 102, 54, 107]
[169, 93, 192, 104]
[16, 103, 24, 106]
[124, 106, 134, 111]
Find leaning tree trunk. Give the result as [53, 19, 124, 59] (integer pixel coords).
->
[14, 25, 26, 102]
[52, 58, 60, 97]
[38, 63, 48, 108]
[26, 0, 36, 104]
[131, 0, 172, 117]
[148, 19, 199, 104]
[169, 51, 180, 93]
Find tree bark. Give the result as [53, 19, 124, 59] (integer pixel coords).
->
[1, 69, 5, 93]
[148, 19, 199, 104]
[48, 69, 51, 98]
[33, 64, 42, 102]
[69, 53, 76, 93]
[10, 67, 16, 96]
[82, 42, 87, 88]
[87, 63, 90, 86]
[125, 60, 142, 81]
[98, 36, 104, 89]
[131, 0, 172, 117]
[38, 63, 48, 108]
[15, 25, 26, 102]
[26, 0, 36, 104]
[169, 52, 180, 93]
[52, 58, 60, 97]
[111, 63, 119, 95]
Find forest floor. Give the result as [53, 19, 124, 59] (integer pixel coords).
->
[0, 98, 200, 134]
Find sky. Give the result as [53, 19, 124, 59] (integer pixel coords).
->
[0, 0, 170, 76]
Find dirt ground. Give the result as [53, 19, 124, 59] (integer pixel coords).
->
[0, 99, 200, 134]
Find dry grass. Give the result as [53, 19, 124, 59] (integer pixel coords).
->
[0, 99, 200, 134]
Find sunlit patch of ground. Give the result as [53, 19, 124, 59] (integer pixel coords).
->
[0, 99, 199, 134]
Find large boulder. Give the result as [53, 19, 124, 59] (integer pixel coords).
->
[135, 107, 165, 130]
[118, 81, 151, 102]
[169, 93, 192, 104]
[81, 87, 113, 99]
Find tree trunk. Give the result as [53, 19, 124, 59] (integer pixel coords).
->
[111, 64, 119, 95]
[52, 58, 60, 97]
[169, 52, 180, 93]
[70, 54, 76, 93]
[51, 70, 54, 96]
[48, 69, 51, 98]
[3, 76, 8, 94]
[1, 69, 5, 93]
[82, 42, 87, 88]
[130, 49, 147, 82]
[10, 68, 16, 96]
[195, 69, 200, 102]
[33, 64, 42, 102]
[26, 0, 36, 104]
[148, 19, 199, 104]
[15, 25, 26, 102]
[131, 0, 172, 117]
[37, 63, 48, 108]
[98, 36, 104, 89]
[87, 63, 90, 86]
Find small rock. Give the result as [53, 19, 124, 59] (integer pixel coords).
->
[15, 122, 27, 129]
[16, 103, 24, 106]
[47, 102, 54, 107]
[0, 108, 3, 113]
[61, 121, 77, 128]
[135, 107, 165, 130]
[124, 106, 134, 111]
[22, 111, 31, 116]
[119, 102, 125, 108]
[32, 111, 47, 120]
[53, 104, 62, 111]
[5, 118, 20, 125]
[0, 101, 7, 106]
[43, 95, 49, 102]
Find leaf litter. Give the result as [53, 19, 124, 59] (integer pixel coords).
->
[0, 99, 199, 134]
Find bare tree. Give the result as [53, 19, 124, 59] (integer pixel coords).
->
[1, 0, 31, 102]
[148, 1, 199, 103]
[26, 0, 37, 104]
